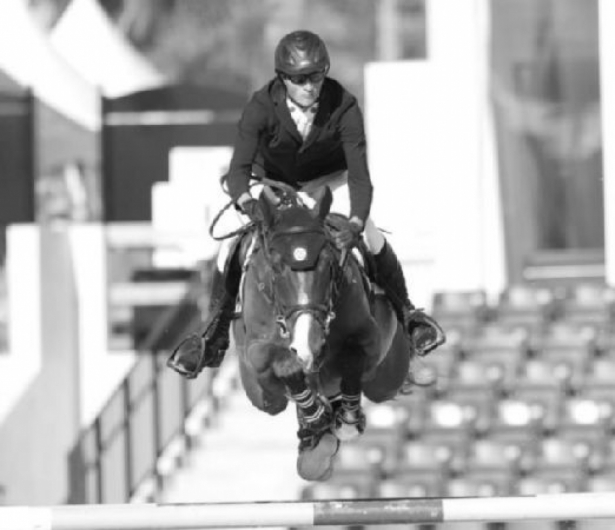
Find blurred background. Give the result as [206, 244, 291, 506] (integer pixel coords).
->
[0, 1, 614, 528]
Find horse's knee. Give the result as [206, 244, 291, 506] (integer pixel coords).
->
[261, 394, 288, 415]
[272, 353, 302, 379]
[272, 353, 307, 395]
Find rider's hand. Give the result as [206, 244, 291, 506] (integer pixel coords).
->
[334, 217, 364, 250]
[240, 198, 265, 224]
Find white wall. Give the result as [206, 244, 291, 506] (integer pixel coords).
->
[0, 226, 42, 423]
[69, 225, 137, 426]
[365, 0, 505, 305]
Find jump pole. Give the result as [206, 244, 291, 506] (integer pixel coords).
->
[2, 493, 615, 530]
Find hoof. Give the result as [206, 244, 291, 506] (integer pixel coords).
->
[334, 408, 366, 442]
[335, 422, 362, 442]
[262, 394, 288, 415]
[297, 431, 339, 481]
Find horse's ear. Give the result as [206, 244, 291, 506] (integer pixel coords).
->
[313, 186, 333, 220]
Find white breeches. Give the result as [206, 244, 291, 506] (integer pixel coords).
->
[217, 171, 384, 271]
[298, 170, 385, 255]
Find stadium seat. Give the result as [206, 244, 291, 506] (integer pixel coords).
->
[301, 472, 376, 500]
[515, 467, 587, 495]
[445, 468, 516, 497]
[531, 321, 598, 358]
[586, 438, 615, 474]
[506, 380, 566, 435]
[532, 436, 593, 477]
[396, 439, 457, 478]
[529, 322, 597, 392]
[374, 473, 446, 498]
[430, 289, 491, 337]
[461, 323, 530, 359]
[331, 442, 388, 483]
[421, 396, 494, 440]
[487, 398, 546, 443]
[577, 357, 615, 404]
[494, 284, 557, 333]
[554, 397, 613, 442]
[448, 358, 521, 399]
[558, 282, 615, 328]
[392, 389, 430, 438]
[585, 470, 615, 492]
[356, 403, 413, 475]
[461, 437, 529, 477]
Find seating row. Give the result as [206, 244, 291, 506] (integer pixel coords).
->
[432, 283, 615, 337]
[334, 428, 615, 479]
[304, 465, 615, 500]
[368, 392, 615, 442]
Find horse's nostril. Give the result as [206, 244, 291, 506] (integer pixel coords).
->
[291, 346, 313, 370]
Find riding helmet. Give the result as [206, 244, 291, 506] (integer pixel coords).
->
[274, 30, 330, 76]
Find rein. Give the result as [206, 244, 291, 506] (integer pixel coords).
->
[210, 178, 351, 343]
[256, 206, 347, 341]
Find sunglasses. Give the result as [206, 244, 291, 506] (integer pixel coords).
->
[282, 70, 326, 85]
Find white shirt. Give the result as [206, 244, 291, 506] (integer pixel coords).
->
[286, 97, 318, 140]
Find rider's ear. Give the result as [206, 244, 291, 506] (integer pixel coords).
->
[313, 186, 333, 220]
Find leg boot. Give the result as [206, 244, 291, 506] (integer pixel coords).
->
[167, 263, 240, 378]
[372, 241, 445, 392]
[373, 240, 446, 355]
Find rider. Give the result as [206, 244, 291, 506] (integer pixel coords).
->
[167, 30, 445, 387]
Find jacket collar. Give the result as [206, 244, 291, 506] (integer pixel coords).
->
[270, 78, 333, 149]
[271, 79, 303, 144]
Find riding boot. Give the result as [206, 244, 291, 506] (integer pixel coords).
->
[372, 240, 446, 357]
[167, 260, 241, 378]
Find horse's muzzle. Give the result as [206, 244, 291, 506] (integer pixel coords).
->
[289, 312, 327, 373]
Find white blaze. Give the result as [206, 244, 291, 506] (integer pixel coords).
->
[290, 312, 315, 368]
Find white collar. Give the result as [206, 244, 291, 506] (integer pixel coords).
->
[286, 96, 319, 115]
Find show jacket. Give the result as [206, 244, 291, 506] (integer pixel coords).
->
[226, 77, 373, 222]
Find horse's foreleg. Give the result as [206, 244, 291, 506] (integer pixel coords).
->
[272, 352, 332, 433]
[333, 352, 366, 441]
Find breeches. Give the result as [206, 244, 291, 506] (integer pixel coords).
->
[217, 171, 385, 271]
[298, 170, 385, 254]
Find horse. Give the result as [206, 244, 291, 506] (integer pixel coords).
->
[230, 184, 414, 481]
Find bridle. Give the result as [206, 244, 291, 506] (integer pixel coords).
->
[255, 199, 347, 343]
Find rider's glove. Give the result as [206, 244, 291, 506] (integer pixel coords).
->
[406, 310, 446, 356]
[240, 198, 265, 224]
[334, 218, 364, 250]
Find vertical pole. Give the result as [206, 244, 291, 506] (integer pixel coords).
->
[151, 353, 163, 496]
[93, 419, 103, 504]
[122, 380, 133, 501]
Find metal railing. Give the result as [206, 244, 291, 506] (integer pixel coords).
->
[67, 261, 217, 504]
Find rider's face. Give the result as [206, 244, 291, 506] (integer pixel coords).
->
[282, 73, 325, 107]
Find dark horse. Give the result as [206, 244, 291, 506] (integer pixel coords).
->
[231, 184, 414, 481]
